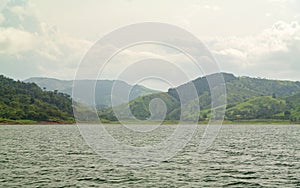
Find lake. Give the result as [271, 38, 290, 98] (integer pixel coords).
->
[0, 124, 299, 187]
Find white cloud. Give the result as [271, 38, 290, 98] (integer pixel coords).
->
[216, 48, 247, 60]
[0, 0, 92, 80]
[203, 5, 221, 11]
[207, 21, 300, 80]
[0, 13, 4, 24]
[0, 27, 37, 54]
[78, 43, 201, 89]
[1, 0, 300, 85]
[9, 5, 25, 15]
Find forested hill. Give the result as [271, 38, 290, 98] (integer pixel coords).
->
[0, 75, 74, 124]
[2, 73, 300, 124]
[99, 73, 300, 123]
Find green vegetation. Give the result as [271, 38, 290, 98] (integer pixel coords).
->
[226, 96, 287, 120]
[2, 73, 300, 124]
[0, 75, 74, 124]
[25, 77, 158, 109]
[98, 93, 180, 121]
[285, 93, 300, 122]
[0, 118, 37, 124]
[99, 73, 300, 123]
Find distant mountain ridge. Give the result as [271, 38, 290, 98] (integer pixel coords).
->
[99, 73, 300, 122]
[25, 77, 159, 109]
[3, 73, 300, 124]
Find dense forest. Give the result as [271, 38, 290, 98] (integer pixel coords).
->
[1, 73, 300, 124]
[99, 73, 300, 123]
[0, 75, 74, 124]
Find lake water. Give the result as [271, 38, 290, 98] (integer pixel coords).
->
[0, 124, 299, 187]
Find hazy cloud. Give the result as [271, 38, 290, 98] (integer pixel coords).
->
[208, 21, 300, 80]
[0, 0, 92, 79]
[0, 13, 4, 24]
[0, 0, 300, 87]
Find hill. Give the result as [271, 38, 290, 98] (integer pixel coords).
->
[99, 73, 300, 123]
[25, 78, 158, 109]
[285, 93, 300, 122]
[0, 75, 74, 124]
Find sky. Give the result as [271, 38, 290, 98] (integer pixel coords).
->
[1, 0, 300, 90]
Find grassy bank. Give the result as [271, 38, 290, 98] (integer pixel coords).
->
[0, 118, 75, 125]
[1, 118, 298, 125]
[86, 119, 299, 125]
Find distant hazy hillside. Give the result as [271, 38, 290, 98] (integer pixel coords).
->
[25, 77, 158, 108]
[0, 75, 74, 123]
[99, 73, 300, 122]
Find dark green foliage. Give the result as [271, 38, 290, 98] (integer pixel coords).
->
[99, 93, 179, 121]
[129, 93, 180, 120]
[225, 96, 286, 120]
[99, 73, 300, 123]
[0, 75, 74, 122]
[4, 73, 300, 123]
[285, 93, 300, 122]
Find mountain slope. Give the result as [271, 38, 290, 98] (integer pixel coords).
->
[0, 75, 74, 123]
[25, 77, 159, 108]
[99, 73, 300, 122]
[99, 93, 179, 121]
[225, 96, 287, 120]
[285, 93, 300, 121]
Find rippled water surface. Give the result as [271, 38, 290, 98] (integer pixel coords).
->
[0, 124, 299, 187]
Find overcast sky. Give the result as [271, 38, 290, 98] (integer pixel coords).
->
[1, 0, 300, 90]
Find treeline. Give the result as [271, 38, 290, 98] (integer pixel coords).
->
[2, 73, 300, 124]
[99, 73, 300, 123]
[223, 95, 300, 122]
[0, 75, 74, 123]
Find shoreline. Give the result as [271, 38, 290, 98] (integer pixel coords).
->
[0, 119, 75, 125]
[1, 119, 299, 125]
